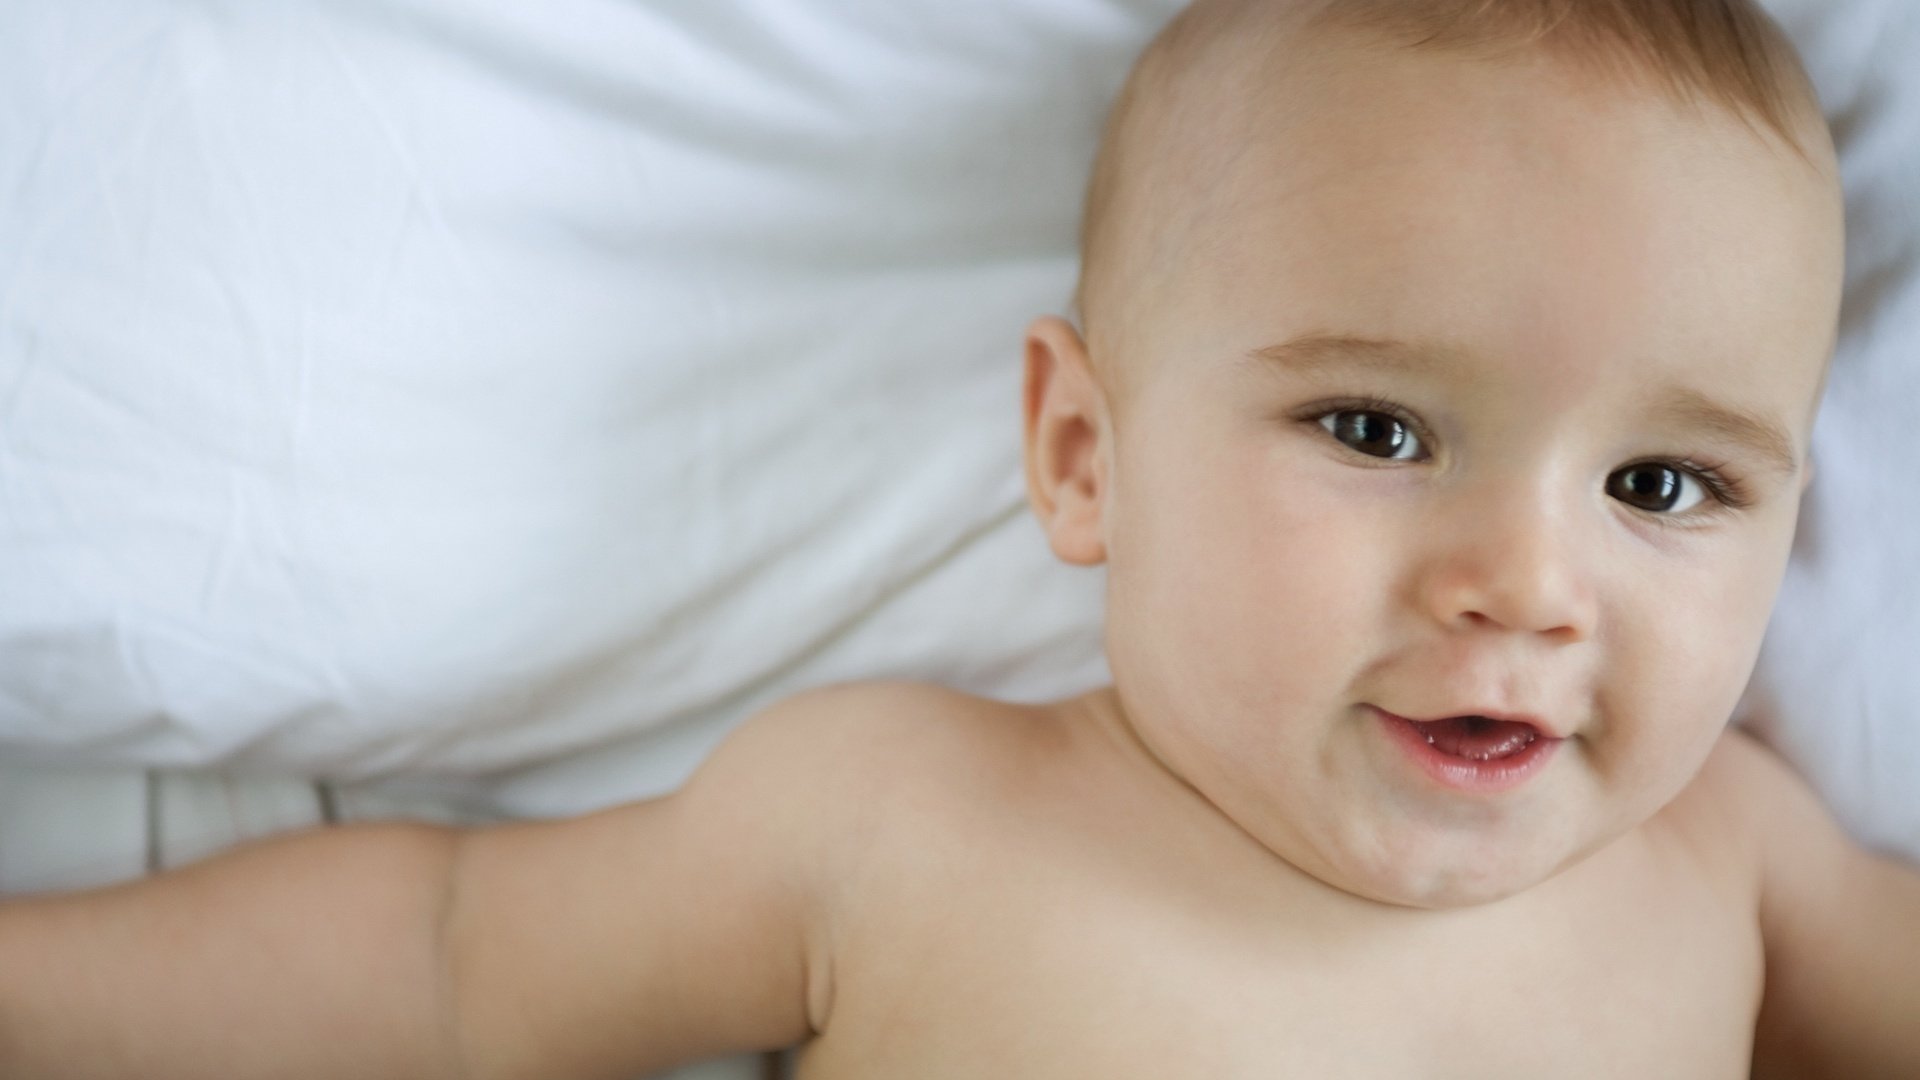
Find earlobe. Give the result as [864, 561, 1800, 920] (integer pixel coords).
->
[1022, 315, 1110, 566]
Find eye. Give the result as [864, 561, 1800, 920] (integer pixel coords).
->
[1606, 463, 1707, 514]
[1318, 409, 1424, 461]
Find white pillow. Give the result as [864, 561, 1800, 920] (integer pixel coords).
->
[0, 0, 1156, 788]
[1, 1, 1914, 859]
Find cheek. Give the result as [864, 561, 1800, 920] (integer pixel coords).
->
[1107, 432, 1389, 721]
[1596, 528, 1793, 795]
[1634, 518, 1791, 695]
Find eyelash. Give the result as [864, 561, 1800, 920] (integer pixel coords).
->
[1296, 396, 1756, 520]
[1657, 457, 1752, 513]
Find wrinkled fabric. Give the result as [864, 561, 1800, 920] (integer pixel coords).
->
[0, 0, 1138, 799]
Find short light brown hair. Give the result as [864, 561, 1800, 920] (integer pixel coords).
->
[1074, 0, 1829, 373]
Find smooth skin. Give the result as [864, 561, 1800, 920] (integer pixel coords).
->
[3, 28, 1917, 1080]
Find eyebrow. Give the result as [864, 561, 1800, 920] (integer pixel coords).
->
[1246, 333, 1802, 477]
[1647, 387, 1802, 477]
[1246, 334, 1461, 378]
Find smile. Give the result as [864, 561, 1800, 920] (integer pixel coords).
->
[1371, 706, 1564, 794]
[1412, 715, 1538, 760]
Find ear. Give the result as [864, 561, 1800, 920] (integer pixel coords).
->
[1022, 315, 1112, 566]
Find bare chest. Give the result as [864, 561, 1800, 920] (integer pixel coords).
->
[795, 827, 1761, 1079]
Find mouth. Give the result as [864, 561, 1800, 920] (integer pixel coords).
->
[1372, 707, 1564, 794]
[1405, 714, 1542, 761]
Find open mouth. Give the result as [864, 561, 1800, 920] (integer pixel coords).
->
[1405, 715, 1540, 761]
[1373, 708, 1562, 793]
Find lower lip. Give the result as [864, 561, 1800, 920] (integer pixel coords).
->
[1372, 706, 1563, 795]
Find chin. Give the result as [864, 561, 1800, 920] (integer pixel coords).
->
[1356, 874, 1536, 910]
[1325, 841, 1566, 910]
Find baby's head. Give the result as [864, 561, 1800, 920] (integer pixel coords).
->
[1023, 0, 1843, 908]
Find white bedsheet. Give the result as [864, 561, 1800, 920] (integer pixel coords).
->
[0, 0, 1128, 798]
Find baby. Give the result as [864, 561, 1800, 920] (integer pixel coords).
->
[4, 0, 1918, 1077]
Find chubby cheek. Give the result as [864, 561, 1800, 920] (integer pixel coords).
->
[1105, 425, 1383, 764]
[1592, 528, 1791, 815]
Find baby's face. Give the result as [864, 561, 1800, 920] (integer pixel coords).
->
[1070, 46, 1842, 908]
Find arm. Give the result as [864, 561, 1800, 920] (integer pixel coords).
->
[1731, 732, 1920, 1079]
[0, 822, 463, 1079]
[0, 687, 854, 1080]
[442, 687, 846, 1080]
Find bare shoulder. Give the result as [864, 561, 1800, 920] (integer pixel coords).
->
[438, 680, 1037, 1078]
[1677, 730, 1920, 1076]
[1684, 725, 1885, 930]
[1673, 723, 1803, 815]
[1677, 726, 1846, 881]
[1653, 726, 1813, 869]
[721, 679, 1050, 808]
[1691, 723, 1813, 804]
[768, 677, 1067, 833]
[713, 675, 1055, 824]
[751, 678, 1044, 755]
[714, 679, 1056, 1016]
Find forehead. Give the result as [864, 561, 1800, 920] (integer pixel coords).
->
[1135, 44, 1841, 427]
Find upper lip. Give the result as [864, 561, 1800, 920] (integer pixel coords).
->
[1375, 705, 1569, 740]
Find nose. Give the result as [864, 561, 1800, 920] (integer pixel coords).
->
[1414, 488, 1598, 643]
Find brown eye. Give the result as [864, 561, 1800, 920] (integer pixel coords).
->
[1607, 464, 1704, 513]
[1320, 410, 1420, 460]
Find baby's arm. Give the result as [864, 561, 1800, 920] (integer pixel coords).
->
[0, 688, 853, 1080]
[0, 822, 460, 1077]
[1719, 731, 1920, 1078]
